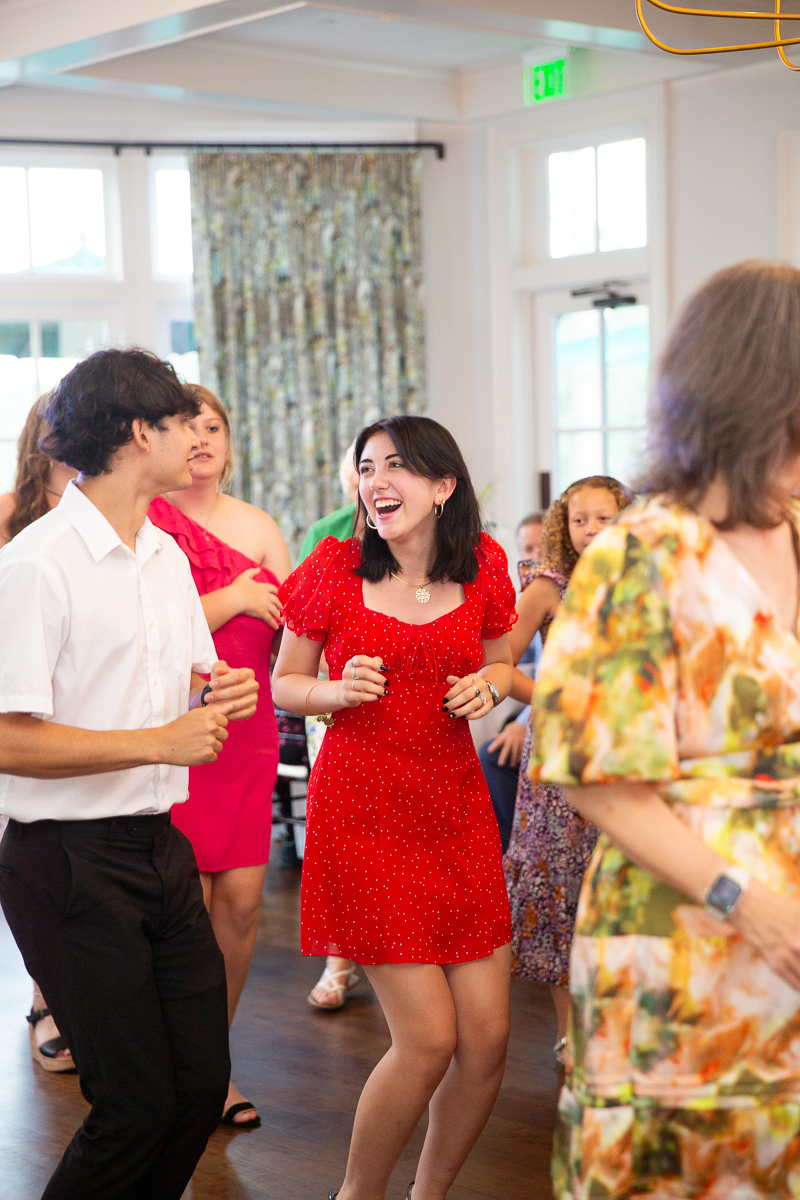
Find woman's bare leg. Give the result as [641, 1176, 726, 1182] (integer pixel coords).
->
[549, 983, 571, 1042]
[201, 864, 267, 1122]
[412, 944, 512, 1200]
[309, 955, 357, 1008]
[336, 964, 458, 1200]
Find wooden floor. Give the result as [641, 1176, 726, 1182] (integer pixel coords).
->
[0, 859, 560, 1200]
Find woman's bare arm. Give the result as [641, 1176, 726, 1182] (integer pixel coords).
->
[568, 781, 800, 990]
[509, 577, 560, 665]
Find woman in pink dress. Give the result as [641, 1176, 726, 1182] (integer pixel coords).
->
[149, 386, 291, 1129]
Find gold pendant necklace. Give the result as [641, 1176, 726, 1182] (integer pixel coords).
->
[391, 572, 432, 604]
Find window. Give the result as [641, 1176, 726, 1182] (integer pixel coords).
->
[0, 318, 108, 491]
[155, 169, 193, 277]
[0, 167, 107, 275]
[553, 303, 649, 490]
[168, 319, 200, 384]
[548, 137, 646, 259]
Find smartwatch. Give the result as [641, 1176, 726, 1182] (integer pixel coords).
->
[704, 865, 750, 920]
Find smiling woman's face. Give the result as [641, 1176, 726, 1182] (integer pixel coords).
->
[358, 430, 455, 544]
[187, 402, 228, 484]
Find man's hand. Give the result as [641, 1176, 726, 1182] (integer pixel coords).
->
[488, 721, 527, 768]
[203, 660, 259, 721]
[154, 707, 229, 766]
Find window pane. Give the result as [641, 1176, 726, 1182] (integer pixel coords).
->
[555, 310, 602, 430]
[170, 320, 196, 354]
[36, 319, 108, 392]
[597, 138, 646, 252]
[28, 168, 106, 274]
[557, 430, 604, 492]
[0, 324, 37, 439]
[604, 304, 650, 427]
[606, 428, 646, 488]
[0, 168, 30, 273]
[0, 322, 31, 357]
[548, 147, 596, 259]
[156, 170, 193, 276]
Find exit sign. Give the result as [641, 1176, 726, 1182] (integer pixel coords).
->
[523, 57, 566, 105]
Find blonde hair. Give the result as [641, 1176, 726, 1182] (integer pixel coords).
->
[540, 475, 632, 576]
[193, 385, 233, 490]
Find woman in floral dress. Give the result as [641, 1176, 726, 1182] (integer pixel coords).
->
[503, 478, 630, 1058]
[533, 260, 800, 1198]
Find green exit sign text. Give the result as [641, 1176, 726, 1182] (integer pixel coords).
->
[523, 58, 566, 106]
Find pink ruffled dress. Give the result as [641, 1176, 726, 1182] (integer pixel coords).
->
[149, 497, 279, 872]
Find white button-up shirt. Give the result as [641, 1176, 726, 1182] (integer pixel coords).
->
[0, 481, 216, 822]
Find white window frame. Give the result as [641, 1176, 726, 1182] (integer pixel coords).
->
[534, 284, 651, 494]
[149, 154, 194, 282]
[0, 148, 123, 283]
[482, 86, 667, 551]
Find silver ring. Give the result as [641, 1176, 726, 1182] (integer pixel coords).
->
[354, 670, 359, 682]
[473, 684, 482, 699]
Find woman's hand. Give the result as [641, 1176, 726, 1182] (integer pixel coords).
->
[488, 720, 526, 766]
[443, 673, 494, 721]
[232, 567, 283, 629]
[729, 879, 800, 991]
[338, 655, 388, 708]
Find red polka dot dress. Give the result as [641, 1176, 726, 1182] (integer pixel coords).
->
[278, 532, 514, 965]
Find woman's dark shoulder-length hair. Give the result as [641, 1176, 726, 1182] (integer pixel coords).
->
[353, 415, 483, 584]
[642, 259, 800, 529]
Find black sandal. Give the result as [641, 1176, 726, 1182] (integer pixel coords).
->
[220, 1100, 261, 1130]
[26, 1006, 76, 1073]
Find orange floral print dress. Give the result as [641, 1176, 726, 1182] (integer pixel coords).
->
[532, 496, 800, 1200]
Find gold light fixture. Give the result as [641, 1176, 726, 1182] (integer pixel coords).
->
[637, 0, 800, 70]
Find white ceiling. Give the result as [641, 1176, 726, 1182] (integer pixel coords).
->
[226, 7, 541, 69]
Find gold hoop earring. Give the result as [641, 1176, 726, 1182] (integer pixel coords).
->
[434, 503, 445, 519]
[366, 514, 377, 530]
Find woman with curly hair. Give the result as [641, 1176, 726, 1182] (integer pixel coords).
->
[503, 475, 630, 1060]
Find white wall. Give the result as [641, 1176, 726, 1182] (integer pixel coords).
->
[420, 53, 800, 559]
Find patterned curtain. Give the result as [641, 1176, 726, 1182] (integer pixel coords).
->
[189, 150, 427, 555]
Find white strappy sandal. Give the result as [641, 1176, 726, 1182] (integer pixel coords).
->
[308, 965, 360, 1010]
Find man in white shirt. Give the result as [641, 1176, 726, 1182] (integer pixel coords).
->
[0, 349, 259, 1200]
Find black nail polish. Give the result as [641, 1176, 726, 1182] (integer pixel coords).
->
[449, 712, 457, 718]
[379, 664, 389, 673]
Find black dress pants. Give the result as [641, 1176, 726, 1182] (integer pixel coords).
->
[0, 812, 230, 1200]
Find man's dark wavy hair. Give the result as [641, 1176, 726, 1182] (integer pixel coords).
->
[353, 415, 483, 584]
[41, 348, 200, 476]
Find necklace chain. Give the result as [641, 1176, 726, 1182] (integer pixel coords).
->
[391, 571, 432, 604]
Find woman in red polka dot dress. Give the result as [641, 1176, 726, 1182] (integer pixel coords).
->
[273, 416, 515, 1200]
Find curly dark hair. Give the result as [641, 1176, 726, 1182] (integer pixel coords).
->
[540, 475, 632, 576]
[353, 415, 483, 584]
[41, 348, 200, 476]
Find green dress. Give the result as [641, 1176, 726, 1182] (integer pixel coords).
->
[532, 496, 800, 1200]
[298, 503, 356, 562]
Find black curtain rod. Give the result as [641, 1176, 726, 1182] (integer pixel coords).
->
[0, 137, 445, 159]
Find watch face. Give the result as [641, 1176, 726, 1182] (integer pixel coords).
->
[707, 875, 742, 914]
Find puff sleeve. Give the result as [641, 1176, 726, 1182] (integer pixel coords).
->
[476, 532, 518, 639]
[278, 536, 347, 642]
[531, 522, 679, 786]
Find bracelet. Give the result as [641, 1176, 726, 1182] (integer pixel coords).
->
[304, 682, 335, 728]
[486, 680, 501, 708]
